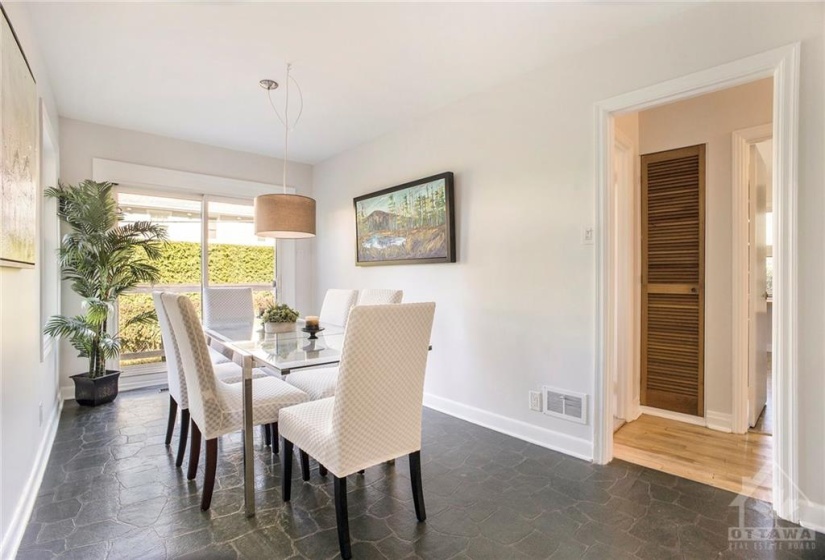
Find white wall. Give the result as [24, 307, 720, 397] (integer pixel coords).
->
[312, 2, 825, 523]
[57, 118, 315, 394]
[0, 4, 62, 557]
[637, 78, 773, 419]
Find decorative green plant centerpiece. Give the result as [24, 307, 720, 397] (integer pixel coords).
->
[259, 302, 299, 334]
[44, 180, 167, 406]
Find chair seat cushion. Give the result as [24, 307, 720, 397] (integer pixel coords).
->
[209, 346, 231, 364]
[214, 362, 269, 384]
[279, 398, 336, 468]
[204, 377, 308, 439]
[285, 367, 338, 400]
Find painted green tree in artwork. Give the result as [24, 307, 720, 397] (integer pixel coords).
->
[387, 194, 398, 229]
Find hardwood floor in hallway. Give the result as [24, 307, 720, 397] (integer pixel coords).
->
[614, 414, 772, 502]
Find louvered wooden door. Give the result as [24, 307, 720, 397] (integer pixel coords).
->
[641, 145, 705, 416]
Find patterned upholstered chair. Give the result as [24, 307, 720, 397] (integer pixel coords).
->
[286, 290, 403, 401]
[356, 288, 403, 305]
[318, 288, 358, 327]
[280, 302, 436, 560]
[161, 293, 309, 511]
[203, 287, 255, 329]
[153, 292, 269, 468]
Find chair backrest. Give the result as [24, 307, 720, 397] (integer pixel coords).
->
[161, 293, 222, 434]
[203, 287, 254, 329]
[331, 303, 435, 469]
[356, 289, 403, 305]
[319, 289, 359, 327]
[152, 291, 188, 408]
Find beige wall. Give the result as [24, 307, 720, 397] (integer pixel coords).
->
[0, 5, 62, 555]
[638, 78, 773, 417]
[57, 118, 315, 392]
[312, 2, 825, 522]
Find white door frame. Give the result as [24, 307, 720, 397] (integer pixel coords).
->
[731, 123, 773, 435]
[593, 43, 800, 522]
[611, 129, 640, 424]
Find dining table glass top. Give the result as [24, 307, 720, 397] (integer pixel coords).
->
[205, 320, 345, 372]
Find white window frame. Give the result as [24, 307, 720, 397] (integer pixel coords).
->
[93, 159, 295, 375]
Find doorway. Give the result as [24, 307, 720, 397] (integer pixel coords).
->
[595, 44, 800, 519]
[608, 78, 774, 500]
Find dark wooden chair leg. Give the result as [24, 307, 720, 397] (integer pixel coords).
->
[334, 476, 352, 560]
[201, 439, 218, 510]
[175, 409, 190, 467]
[409, 450, 426, 522]
[165, 395, 178, 446]
[282, 438, 293, 502]
[271, 423, 279, 454]
[318, 463, 328, 476]
[263, 423, 271, 446]
[299, 449, 310, 481]
[188, 420, 201, 480]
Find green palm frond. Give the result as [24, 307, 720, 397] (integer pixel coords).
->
[44, 180, 167, 377]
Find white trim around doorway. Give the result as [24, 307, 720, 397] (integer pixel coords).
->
[731, 123, 773, 435]
[593, 43, 800, 522]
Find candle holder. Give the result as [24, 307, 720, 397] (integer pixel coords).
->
[301, 326, 325, 340]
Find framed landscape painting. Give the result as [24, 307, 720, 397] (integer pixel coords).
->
[354, 172, 456, 266]
[0, 7, 38, 268]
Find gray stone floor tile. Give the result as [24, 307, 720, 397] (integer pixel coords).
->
[12, 387, 823, 560]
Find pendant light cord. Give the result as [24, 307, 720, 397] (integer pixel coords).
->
[264, 63, 304, 194]
[283, 63, 290, 194]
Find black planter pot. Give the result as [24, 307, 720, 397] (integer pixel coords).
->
[71, 370, 121, 407]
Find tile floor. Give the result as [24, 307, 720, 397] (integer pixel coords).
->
[15, 388, 824, 559]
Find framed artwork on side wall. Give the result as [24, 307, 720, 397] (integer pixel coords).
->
[354, 172, 456, 266]
[0, 6, 38, 268]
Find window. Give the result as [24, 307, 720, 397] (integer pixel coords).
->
[116, 191, 275, 372]
[207, 199, 276, 312]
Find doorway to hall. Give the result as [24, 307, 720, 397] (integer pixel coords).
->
[608, 78, 774, 501]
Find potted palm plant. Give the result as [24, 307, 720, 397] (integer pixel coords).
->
[44, 180, 167, 406]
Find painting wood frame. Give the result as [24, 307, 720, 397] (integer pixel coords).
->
[353, 171, 456, 266]
[0, 4, 38, 268]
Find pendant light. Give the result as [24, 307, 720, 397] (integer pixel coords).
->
[254, 64, 316, 238]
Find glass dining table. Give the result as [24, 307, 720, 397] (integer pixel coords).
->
[204, 320, 345, 517]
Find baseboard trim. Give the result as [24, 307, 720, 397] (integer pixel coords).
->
[640, 405, 705, 426]
[1, 396, 63, 560]
[705, 410, 733, 433]
[423, 393, 593, 461]
[799, 501, 825, 534]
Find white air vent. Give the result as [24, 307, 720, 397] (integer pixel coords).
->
[542, 386, 588, 425]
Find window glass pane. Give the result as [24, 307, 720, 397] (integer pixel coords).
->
[118, 193, 203, 368]
[207, 200, 275, 289]
[765, 256, 773, 299]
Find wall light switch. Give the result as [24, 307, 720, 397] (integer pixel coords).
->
[582, 226, 595, 245]
[529, 391, 542, 412]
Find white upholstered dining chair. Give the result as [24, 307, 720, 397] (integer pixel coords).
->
[286, 291, 404, 401]
[203, 287, 255, 329]
[279, 302, 436, 560]
[161, 293, 309, 510]
[356, 288, 403, 305]
[153, 292, 270, 468]
[318, 288, 358, 327]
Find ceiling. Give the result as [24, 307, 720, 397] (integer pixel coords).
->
[26, 2, 693, 164]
